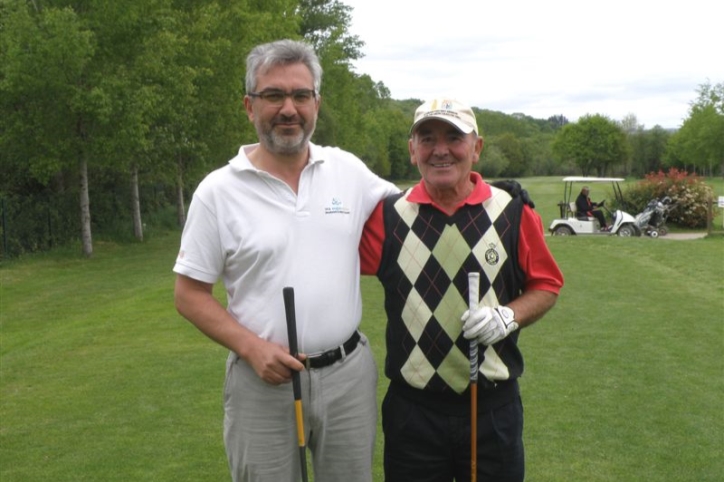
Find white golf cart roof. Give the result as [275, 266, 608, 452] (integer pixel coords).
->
[562, 176, 625, 182]
[559, 176, 628, 208]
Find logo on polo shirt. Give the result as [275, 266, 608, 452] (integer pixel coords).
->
[325, 197, 350, 215]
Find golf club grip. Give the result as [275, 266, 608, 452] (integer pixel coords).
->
[283, 287, 299, 357]
[283, 287, 303, 402]
[468, 272, 480, 382]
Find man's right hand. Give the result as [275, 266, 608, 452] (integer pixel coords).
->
[245, 337, 305, 385]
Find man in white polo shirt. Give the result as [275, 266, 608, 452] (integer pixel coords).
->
[173, 39, 397, 482]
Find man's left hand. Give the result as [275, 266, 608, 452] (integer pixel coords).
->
[461, 305, 519, 346]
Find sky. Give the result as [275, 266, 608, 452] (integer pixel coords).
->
[342, 0, 722, 129]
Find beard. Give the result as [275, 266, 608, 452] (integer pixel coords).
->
[256, 115, 316, 156]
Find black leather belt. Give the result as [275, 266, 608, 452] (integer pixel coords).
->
[305, 331, 361, 369]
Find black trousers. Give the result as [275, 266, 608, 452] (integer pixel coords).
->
[591, 209, 607, 227]
[382, 388, 525, 482]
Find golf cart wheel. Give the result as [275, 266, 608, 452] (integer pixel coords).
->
[552, 225, 574, 236]
[658, 226, 668, 236]
[617, 224, 637, 237]
[649, 229, 659, 238]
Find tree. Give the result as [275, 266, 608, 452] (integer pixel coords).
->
[523, 134, 557, 176]
[547, 114, 569, 131]
[476, 144, 508, 179]
[1, 3, 104, 257]
[552, 114, 629, 176]
[619, 113, 641, 134]
[629, 126, 670, 176]
[492, 133, 526, 177]
[299, 0, 369, 153]
[298, 0, 363, 60]
[667, 81, 724, 176]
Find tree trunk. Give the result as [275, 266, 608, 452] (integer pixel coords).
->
[176, 157, 186, 227]
[79, 157, 93, 257]
[131, 165, 143, 241]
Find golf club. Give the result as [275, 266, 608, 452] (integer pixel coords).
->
[468, 272, 480, 482]
[283, 287, 309, 482]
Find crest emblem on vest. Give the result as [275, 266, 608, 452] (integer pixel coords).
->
[484, 244, 500, 265]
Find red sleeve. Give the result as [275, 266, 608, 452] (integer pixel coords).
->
[360, 201, 385, 275]
[518, 206, 564, 294]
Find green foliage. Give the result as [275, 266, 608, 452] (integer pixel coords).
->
[299, 0, 362, 60]
[1, 1, 721, 257]
[551, 114, 629, 176]
[477, 144, 508, 178]
[626, 125, 671, 177]
[492, 132, 526, 176]
[0, 3, 98, 185]
[0, 190, 78, 257]
[623, 168, 715, 228]
[1, 0, 304, 255]
[476, 109, 552, 138]
[665, 81, 724, 176]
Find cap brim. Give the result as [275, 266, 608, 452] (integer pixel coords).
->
[409, 115, 475, 135]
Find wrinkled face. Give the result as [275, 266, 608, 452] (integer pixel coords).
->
[244, 63, 320, 156]
[409, 119, 483, 191]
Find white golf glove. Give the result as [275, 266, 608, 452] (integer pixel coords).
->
[461, 306, 518, 346]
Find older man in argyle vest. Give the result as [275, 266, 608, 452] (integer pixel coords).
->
[361, 97, 564, 482]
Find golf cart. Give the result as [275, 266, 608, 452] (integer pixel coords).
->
[549, 177, 641, 237]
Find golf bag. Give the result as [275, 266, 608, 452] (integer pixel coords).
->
[634, 196, 676, 237]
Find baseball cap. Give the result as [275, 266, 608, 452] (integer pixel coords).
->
[410, 98, 478, 135]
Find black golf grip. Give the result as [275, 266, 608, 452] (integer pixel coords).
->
[283, 287, 299, 355]
[282, 287, 302, 401]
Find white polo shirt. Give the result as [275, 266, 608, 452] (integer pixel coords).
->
[174, 142, 398, 354]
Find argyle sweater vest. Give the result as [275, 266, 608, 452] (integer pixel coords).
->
[377, 186, 526, 400]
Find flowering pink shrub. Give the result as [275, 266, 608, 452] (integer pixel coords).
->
[624, 168, 714, 228]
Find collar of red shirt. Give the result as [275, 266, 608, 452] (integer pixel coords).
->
[407, 171, 491, 211]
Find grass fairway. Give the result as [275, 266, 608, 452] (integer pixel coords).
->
[2, 181, 723, 481]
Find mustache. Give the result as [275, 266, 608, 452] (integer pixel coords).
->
[272, 114, 303, 125]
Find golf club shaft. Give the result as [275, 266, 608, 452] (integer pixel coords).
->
[468, 272, 480, 482]
[283, 287, 309, 482]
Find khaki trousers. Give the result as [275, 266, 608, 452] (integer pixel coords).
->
[224, 334, 378, 482]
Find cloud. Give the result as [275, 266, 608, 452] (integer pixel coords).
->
[343, 0, 723, 128]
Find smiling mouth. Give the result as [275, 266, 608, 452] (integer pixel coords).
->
[279, 121, 307, 132]
[431, 162, 453, 168]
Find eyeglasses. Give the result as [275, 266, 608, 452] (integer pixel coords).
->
[248, 89, 317, 106]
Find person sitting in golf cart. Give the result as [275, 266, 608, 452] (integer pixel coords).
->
[576, 186, 609, 230]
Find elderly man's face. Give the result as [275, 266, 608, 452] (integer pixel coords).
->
[409, 119, 483, 193]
